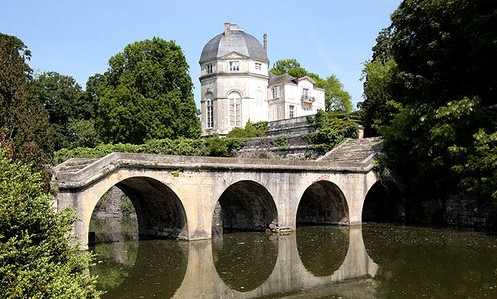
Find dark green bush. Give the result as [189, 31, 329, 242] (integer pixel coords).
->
[0, 149, 100, 298]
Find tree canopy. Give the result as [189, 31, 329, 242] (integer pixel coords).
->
[35, 71, 97, 150]
[270, 58, 352, 113]
[361, 0, 497, 202]
[95, 37, 200, 144]
[0, 33, 52, 168]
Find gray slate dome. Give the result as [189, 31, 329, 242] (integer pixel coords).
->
[199, 24, 268, 64]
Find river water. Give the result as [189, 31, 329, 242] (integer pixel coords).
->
[90, 224, 497, 298]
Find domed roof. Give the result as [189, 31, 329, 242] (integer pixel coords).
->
[199, 23, 268, 64]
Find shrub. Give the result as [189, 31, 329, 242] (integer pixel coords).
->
[0, 148, 100, 298]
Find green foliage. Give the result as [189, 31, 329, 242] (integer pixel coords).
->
[273, 135, 289, 150]
[95, 38, 200, 144]
[305, 110, 359, 151]
[0, 33, 53, 175]
[452, 129, 497, 200]
[270, 59, 308, 78]
[362, 0, 497, 204]
[35, 71, 90, 150]
[322, 75, 353, 113]
[359, 59, 400, 136]
[0, 149, 100, 298]
[54, 136, 247, 163]
[270, 59, 352, 112]
[226, 121, 268, 138]
[390, 0, 497, 107]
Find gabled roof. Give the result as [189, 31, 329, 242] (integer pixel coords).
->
[269, 73, 297, 86]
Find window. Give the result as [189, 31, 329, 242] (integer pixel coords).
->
[228, 91, 242, 127]
[272, 86, 279, 99]
[302, 88, 309, 99]
[255, 62, 262, 70]
[289, 105, 295, 118]
[206, 94, 214, 128]
[206, 63, 213, 74]
[229, 61, 239, 71]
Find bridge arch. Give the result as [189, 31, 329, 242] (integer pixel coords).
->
[87, 175, 188, 245]
[212, 180, 278, 234]
[362, 180, 402, 223]
[296, 180, 349, 226]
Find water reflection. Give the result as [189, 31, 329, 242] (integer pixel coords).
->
[91, 223, 497, 298]
[296, 226, 349, 276]
[91, 226, 376, 298]
[92, 240, 188, 298]
[362, 223, 497, 298]
[212, 232, 278, 292]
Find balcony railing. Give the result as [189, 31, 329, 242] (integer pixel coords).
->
[301, 95, 315, 103]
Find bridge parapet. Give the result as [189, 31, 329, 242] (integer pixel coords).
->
[54, 152, 376, 189]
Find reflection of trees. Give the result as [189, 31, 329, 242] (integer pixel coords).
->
[363, 223, 497, 298]
[213, 232, 278, 292]
[91, 240, 188, 298]
[90, 241, 139, 291]
[296, 226, 349, 276]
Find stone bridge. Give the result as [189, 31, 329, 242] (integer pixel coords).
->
[54, 137, 383, 249]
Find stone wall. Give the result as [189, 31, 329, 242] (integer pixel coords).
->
[409, 194, 497, 230]
[267, 116, 314, 136]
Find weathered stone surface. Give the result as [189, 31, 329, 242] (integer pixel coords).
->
[54, 141, 381, 249]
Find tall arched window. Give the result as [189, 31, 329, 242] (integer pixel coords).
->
[205, 93, 214, 128]
[228, 91, 242, 127]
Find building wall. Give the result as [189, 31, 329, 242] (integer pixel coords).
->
[201, 57, 269, 136]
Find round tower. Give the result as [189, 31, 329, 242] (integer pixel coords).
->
[199, 22, 269, 136]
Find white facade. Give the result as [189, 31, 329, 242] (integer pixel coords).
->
[199, 23, 325, 136]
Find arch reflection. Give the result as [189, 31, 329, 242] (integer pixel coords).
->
[212, 232, 278, 292]
[91, 239, 188, 298]
[296, 226, 349, 276]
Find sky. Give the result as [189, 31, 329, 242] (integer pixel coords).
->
[2, 0, 401, 109]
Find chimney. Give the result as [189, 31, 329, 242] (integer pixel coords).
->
[263, 33, 267, 53]
[224, 22, 231, 37]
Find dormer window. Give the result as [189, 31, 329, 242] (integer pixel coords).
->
[230, 61, 239, 71]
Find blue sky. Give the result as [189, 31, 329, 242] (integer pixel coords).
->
[2, 0, 401, 109]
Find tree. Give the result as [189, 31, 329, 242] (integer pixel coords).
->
[270, 59, 308, 78]
[35, 71, 88, 150]
[95, 38, 200, 144]
[390, 0, 497, 107]
[322, 75, 352, 113]
[0, 33, 52, 168]
[0, 149, 100, 298]
[270, 59, 352, 113]
[366, 0, 497, 203]
[360, 59, 399, 136]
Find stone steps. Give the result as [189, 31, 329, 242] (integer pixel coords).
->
[56, 158, 98, 173]
[319, 137, 382, 163]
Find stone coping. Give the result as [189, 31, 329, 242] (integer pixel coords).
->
[54, 152, 375, 189]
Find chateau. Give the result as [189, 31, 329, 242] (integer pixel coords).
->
[199, 22, 325, 136]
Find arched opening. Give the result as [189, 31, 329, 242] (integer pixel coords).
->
[296, 181, 349, 226]
[296, 226, 349, 277]
[228, 91, 242, 128]
[362, 181, 402, 223]
[212, 180, 277, 235]
[213, 232, 278, 292]
[205, 92, 214, 129]
[89, 176, 188, 244]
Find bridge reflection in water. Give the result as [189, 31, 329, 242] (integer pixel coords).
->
[91, 226, 378, 298]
